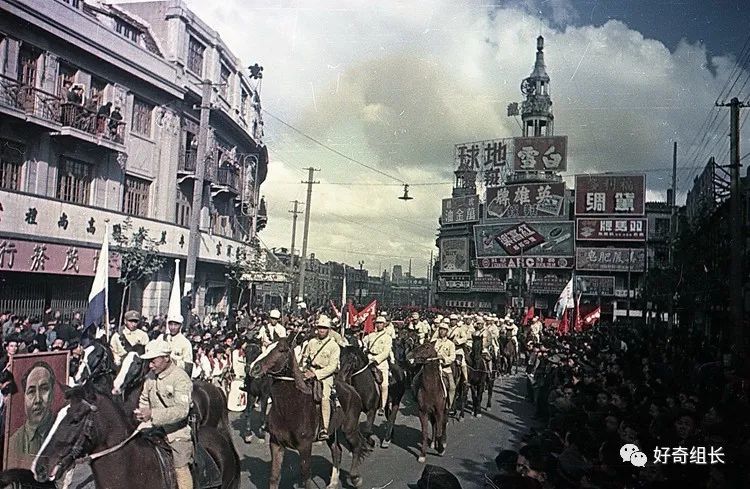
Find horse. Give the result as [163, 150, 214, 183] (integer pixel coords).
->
[112, 351, 232, 440]
[241, 341, 271, 443]
[406, 341, 447, 463]
[393, 330, 418, 385]
[452, 347, 468, 419]
[250, 338, 369, 489]
[338, 346, 406, 448]
[465, 334, 489, 417]
[499, 335, 518, 375]
[0, 469, 56, 488]
[32, 384, 240, 489]
[73, 339, 116, 394]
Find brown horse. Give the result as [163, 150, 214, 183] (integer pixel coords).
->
[32, 384, 240, 488]
[250, 338, 369, 489]
[406, 341, 447, 463]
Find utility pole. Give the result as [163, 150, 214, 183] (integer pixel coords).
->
[287, 200, 303, 308]
[297, 168, 319, 303]
[428, 251, 433, 308]
[185, 80, 213, 295]
[668, 141, 677, 330]
[717, 97, 747, 353]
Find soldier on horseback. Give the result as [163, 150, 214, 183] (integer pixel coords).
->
[257, 309, 286, 350]
[446, 314, 469, 397]
[434, 321, 456, 411]
[159, 311, 193, 376]
[110, 310, 149, 366]
[135, 339, 194, 489]
[300, 314, 340, 441]
[363, 316, 392, 416]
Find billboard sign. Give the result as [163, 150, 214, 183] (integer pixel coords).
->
[575, 275, 616, 296]
[529, 273, 571, 294]
[486, 182, 566, 220]
[475, 221, 574, 258]
[476, 256, 573, 269]
[438, 276, 472, 292]
[440, 237, 469, 273]
[576, 247, 646, 272]
[512, 136, 568, 172]
[441, 195, 480, 224]
[471, 277, 506, 292]
[495, 222, 546, 255]
[576, 218, 647, 241]
[574, 175, 646, 216]
[454, 138, 509, 172]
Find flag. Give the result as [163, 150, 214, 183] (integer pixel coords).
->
[330, 300, 341, 318]
[347, 303, 359, 327]
[84, 223, 109, 338]
[582, 307, 601, 328]
[554, 278, 574, 319]
[167, 259, 184, 324]
[574, 292, 582, 332]
[522, 306, 535, 326]
[340, 275, 347, 335]
[359, 300, 378, 334]
[557, 309, 570, 335]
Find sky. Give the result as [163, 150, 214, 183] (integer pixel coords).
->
[172, 0, 749, 277]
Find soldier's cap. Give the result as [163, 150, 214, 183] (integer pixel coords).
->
[316, 315, 332, 328]
[375, 316, 386, 323]
[141, 339, 172, 360]
[475, 318, 485, 325]
[407, 464, 462, 489]
[533, 316, 539, 320]
[441, 317, 450, 324]
[438, 323, 450, 330]
[449, 314, 458, 320]
[411, 312, 420, 319]
[124, 310, 140, 322]
[435, 315, 444, 321]
[166, 313, 183, 324]
[269, 309, 281, 319]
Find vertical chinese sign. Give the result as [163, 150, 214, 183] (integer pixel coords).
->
[574, 175, 646, 216]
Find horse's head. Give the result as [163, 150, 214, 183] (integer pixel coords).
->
[73, 342, 113, 386]
[32, 385, 100, 483]
[243, 341, 263, 364]
[407, 341, 438, 364]
[111, 352, 147, 396]
[339, 346, 368, 374]
[249, 339, 291, 378]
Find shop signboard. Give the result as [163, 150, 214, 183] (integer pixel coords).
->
[576, 247, 646, 272]
[512, 136, 568, 172]
[475, 221, 574, 258]
[476, 256, 573, 269]
[574, 174, 646, 216]
[529, 273, 571, 294]
[438, 276, 472, 292]
[0, 238, 120, 277]
[471, 277, 506, 293]
[576, 218, 647, 241]
[440, 237, 470, 273]
[494, 222, 546, 255]
[441, 195, 480, 224]
[576, 275, 616, 296]
[486, 182, 566, 220]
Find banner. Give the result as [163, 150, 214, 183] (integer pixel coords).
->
[440, 237, 470, 273]
[576, 247, 646, 272]
[575, 275, 615, 296]
[574, 174, 646, 216]
[476, 256, 573, 269]
[486, 182, 566, 220]
[475, 221, 574, 258]
[513, 136, 568, 172]
[348, 300, 378, 334]
[554, 278, 574, 319]
[442, 195, 480, 224]
[576, 218, 647, 241]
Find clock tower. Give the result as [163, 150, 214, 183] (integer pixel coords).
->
[520, 36, 553, 137]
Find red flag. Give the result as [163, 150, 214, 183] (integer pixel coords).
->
[582, 307, 601, 329]
[574, 293, 582, 332]
[347, 303, 358, 327]
[522, 306, 535, 326]
[557, 309, 570, 335]
[358, 300, 378, 334]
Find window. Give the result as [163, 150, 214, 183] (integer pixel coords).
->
[131, 97, 153, 136]
[17, 44, 40, 86]
[56, 157, 91, 204]
[57, 62, 77, 98]
[240, 89, 248, 119]
[187, 36, 204, 76]
[115, 19, 140, 42]
[175, 185, 191, 227]
[123, 175, 150, 216]
[90, 77, 107, 105]
[0, 139, 25, 191]
[219, 64, 231, 99]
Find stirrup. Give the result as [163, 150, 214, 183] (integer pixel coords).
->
[318, 429, 329, 441]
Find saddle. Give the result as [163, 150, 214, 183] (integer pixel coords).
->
[193, 441, 222, 489]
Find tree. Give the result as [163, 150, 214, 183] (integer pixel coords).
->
[111, 218, 166, 326]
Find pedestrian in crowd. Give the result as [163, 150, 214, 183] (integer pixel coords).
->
[108, 106, 123, 138]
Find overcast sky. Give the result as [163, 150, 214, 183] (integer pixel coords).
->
[177, 0, 749, 277]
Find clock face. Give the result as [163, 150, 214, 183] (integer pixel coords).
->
[521, 78, 536, 95]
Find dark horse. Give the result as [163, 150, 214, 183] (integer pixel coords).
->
[112, 351, 232, 440]
[407, 341, 447, 463]
[242, 341, 271, 443]
[250, 338, 369, 489]
[499, 336, 519, 375]
[32, 384, 240, 489]
[338, 346, 406, 448]
[73, 339, 116, 394]
[465, 334, 490, 417]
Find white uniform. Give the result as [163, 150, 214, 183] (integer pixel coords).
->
[363, 329, 392, 410]
[258, 321, 287, 348]
[159, 332, 193, 373]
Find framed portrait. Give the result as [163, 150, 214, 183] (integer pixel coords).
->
[3, 351, 69, 470]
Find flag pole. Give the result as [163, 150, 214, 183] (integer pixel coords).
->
[104, 219, 110, 341]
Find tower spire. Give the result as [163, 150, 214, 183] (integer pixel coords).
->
[520, 35, 553, 137]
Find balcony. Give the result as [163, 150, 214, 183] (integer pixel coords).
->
[215, 165, 240, 193]
[0, 74, 61, 129]
[178, 149, 197, 173]
[56, 103, 125, 147]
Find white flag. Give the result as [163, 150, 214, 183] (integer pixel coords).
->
[555, 278, 574, 319]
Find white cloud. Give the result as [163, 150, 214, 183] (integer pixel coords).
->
[181, 0, 747, 275]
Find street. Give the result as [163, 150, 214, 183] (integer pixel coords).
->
[230, 374, 534, 489]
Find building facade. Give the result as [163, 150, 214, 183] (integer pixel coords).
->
[0, 0, 268, 320]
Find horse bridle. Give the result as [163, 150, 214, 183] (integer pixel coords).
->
[52, 400, 98, 475]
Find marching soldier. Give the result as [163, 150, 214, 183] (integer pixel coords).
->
[159, 311, 193, 375]
[258, 309, 286, 350]
[434, 322, 456, 412]
[448, 314, 469, 388]
[363, 316, 392, 415]
[110, 310, 149, 366]
[529, 316, 543, 344]
[300, 314, 340, 441]
[136, 340, 194, 489]
[411, 312, 431, 344]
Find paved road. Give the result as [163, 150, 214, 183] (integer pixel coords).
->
[232, 374, 535, 489]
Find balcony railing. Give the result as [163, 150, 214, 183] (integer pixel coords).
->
[0, 74, 61, 123]
[216, 166, 240, 193]
[178, 149, 197, 172]
[59, 103, 125, 144]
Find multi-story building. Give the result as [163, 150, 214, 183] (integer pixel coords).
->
[0, 0, 268, 319]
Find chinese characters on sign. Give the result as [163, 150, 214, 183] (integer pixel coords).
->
[0, 239, 120, 276]
[495, 222, 546, 256]
[475, 221, 574, 258]
[441, 195, 480, 224]
[438, 276, 472, 292]
[476, 256, 573, 269]
[440, 237, 470, 273]
[529, 274, 571, 294]
[454, 139, 509, 172]
[576, 247, 646, 272]
[576, 218, 647, 241]
[575, 175, 646, 215]
[470, 277, 506, 292]
[575, 275, 616, 296]
[512, 136, 568, 172]
[486, 182, 566, 220]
